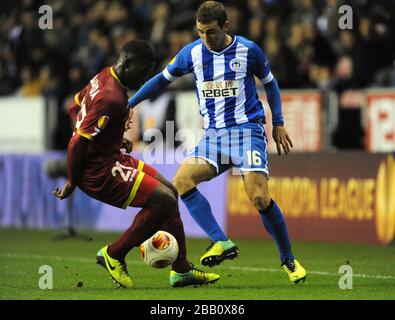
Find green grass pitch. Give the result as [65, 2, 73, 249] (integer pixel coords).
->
[0, 229, 394, 300]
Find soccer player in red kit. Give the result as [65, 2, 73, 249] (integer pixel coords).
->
[53, 40, 220, 288]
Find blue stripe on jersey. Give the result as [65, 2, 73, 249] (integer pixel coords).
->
[202, 46, 216, 127]
[223, 46, 237, 127]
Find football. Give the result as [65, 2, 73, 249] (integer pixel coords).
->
[139, 230, 179, 268]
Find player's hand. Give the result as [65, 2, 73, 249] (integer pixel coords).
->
[272, 125, 293, 155]
[52, 180, 76, 200]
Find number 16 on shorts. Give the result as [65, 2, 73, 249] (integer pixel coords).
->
[243, 150, 268, 174]
[246, 150, 262, 166]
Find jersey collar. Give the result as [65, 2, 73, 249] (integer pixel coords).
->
[110, 66, 132, 98]
[204, 35, 237, 55]
[110, 66, 124, 88]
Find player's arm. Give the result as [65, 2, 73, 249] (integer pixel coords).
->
[66, 95, 113, 189]
[128, 72, 171, 108]
[128, 46, 192, 108]
[54, 94, 114, 199]
[53, 133, 89, 199]
[264, 78, 293, 155]
[253, 43, 293, 155]
[67, 133, 89, 187]
[53, 92, 86, 199]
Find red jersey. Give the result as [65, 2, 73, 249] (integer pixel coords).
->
[67, 67, 159, 209]
[69, 67, 129, 162]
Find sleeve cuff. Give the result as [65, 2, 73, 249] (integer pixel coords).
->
[162, 67, 178, 82]
[74, 92, 81, 107]
[272, 120, 284, 126]
[260, 72, 274, 85]
[76, 130, 93, 140]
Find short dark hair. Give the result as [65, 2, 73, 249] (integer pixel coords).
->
[196, 1, 228, 28]
[121, 40, 156, 64]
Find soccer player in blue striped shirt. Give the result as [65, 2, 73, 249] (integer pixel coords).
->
[129, 1, 307, 284]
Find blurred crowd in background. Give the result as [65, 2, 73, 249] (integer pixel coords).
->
[1, 0, 394, 149]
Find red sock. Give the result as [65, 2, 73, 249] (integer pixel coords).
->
[108, 208, 162, 261]
[160, 210, 191, 273]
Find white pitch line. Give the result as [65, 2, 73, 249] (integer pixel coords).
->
[222, 266, 395, 280]
[1, 252, 394, 281]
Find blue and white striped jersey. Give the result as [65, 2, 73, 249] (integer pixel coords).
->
[162, 35, 274, 129]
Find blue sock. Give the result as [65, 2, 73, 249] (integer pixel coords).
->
[259, 200, 294, 264]
[181, 187, 227, 242]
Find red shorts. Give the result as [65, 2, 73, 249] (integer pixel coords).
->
[79, 153, 160, 209]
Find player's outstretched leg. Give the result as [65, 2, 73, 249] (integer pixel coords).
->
[159, 195, 220, 287]
[181, 186, 239, 267]
[161, 212, 221, 287]
[174, 159, 239, 267]
[96, 181, 178, 288]
[96, 206, 169, 288]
